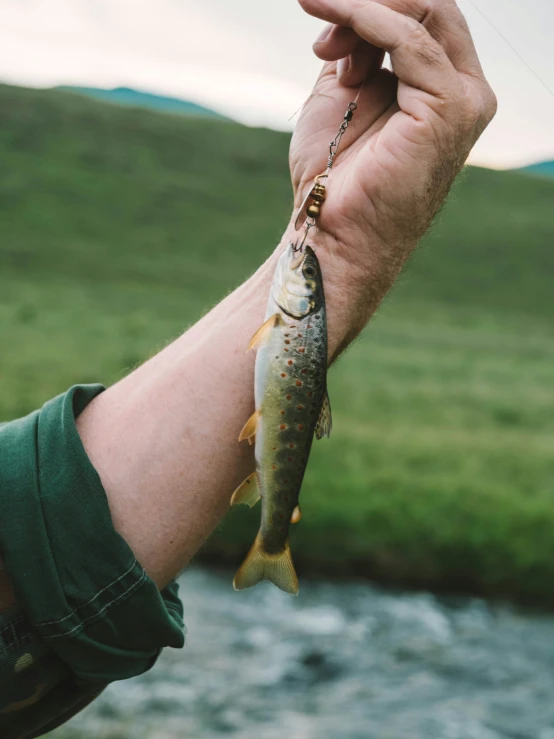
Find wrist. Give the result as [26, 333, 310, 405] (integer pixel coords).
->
[275, 221, 380, 364]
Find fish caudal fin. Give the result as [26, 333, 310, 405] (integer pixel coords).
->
[233, 534, 299, 595]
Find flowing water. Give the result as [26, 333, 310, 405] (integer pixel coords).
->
[56, 566, 554, 739]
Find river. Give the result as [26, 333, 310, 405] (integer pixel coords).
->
[54, 566, 554, 739]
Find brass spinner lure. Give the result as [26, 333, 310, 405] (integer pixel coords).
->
[293, 99, 360, 252]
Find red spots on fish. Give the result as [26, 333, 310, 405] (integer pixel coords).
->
[286, 394, 292, 400]
[287, 457, 293, 462]
[297, 404, 304, 411]
[288, 443, 295, 449]
[307, 391, 312, 397]
[272, 465, 277, 470]
[307, 324, 312, 329]
[285, 340, 290, 345]
[281, 373, 287, 378]
[272, 446, 277, 451]
[280, 424, 287, 430]
[280, 410, 285, 416]
[284, 348, 289, 352]
[298, 424, 304, 431]
[297, 333, 303, 338]
[296, 380, 303, 387]
[298, 347, 305, 353]
[301, 369, 308, 374]
[287, 360, 294, 366]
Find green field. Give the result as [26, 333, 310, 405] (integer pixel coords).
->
[1, 83, 553, 604]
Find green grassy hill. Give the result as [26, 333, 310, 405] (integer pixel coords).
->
[1, 83, 553, 604]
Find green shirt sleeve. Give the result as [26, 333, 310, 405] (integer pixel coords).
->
[0, 385, 185, 691]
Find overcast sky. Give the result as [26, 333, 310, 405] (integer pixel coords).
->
[0, 0, 552, 168]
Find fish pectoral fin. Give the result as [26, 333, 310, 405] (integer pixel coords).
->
[230, 472, 261, 508]
[238, 409, 260, 443]
[248, 435, 256, 446]
[291, 505, 302, 524]
[315, 389, 332, 440]
[247, 313, 281, 352]
[233, 534, 299, 595]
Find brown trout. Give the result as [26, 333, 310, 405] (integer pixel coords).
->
[231, 244, 331, 595]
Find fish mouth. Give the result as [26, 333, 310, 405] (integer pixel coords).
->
[290, 250, 305, 271]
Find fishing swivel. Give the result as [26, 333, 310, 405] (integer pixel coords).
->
[293, 101, 359, 253]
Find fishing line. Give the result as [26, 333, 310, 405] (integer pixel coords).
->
[463, 0, 554, 101]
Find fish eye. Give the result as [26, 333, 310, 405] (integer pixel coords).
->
[303, 264, 317, 279]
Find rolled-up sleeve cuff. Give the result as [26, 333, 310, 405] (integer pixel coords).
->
[0, 385, 185, 684]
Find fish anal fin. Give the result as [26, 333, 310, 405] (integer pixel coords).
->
[239, 410, 260, 443]
[291, 505, 302, 524]
[315, 389, 332, 440]
[247, 314, 281, 352]
[230, 472, 261, 508]
[233, 534, 299, 595]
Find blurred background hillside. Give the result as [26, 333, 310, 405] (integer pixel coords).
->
[1, 0, 553, 736]
[1, 83, 553, 605]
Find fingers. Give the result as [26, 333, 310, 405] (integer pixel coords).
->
[302, 0, 459, 99]
[303, 0, 484, 78]
[337, 43, 385, 87]
[313, 24, 360, 61]
[314, 23, 383, 88]
[418, 0, 484, 76]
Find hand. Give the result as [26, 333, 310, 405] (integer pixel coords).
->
[287, 0, 497, 350]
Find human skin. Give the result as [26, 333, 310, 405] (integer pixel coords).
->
[76, 0, 497, 589]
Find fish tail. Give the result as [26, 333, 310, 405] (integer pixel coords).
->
[233, 533, 299, 596]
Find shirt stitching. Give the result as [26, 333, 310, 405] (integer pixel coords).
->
[36, 559, 141, 627]
[40, 568, 148, 639]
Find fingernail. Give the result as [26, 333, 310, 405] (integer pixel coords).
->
[337, 57, 351, 80]
[314, 24, 332, 46]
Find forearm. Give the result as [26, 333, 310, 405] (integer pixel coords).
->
[76, 0, 496, 591]
[76, 227, 370, 589]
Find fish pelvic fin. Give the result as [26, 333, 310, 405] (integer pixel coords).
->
[247, 313, 281, 352]
[238, 409, 260, 443]
[230, 472, 261, 508]
[233, 534, 299, 596]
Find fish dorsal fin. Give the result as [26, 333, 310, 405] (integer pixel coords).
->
[230, 472, 261, 508]
[238, 409, 260, 443]
[315, 389, 332, 440]
[248, 314, 281, 352]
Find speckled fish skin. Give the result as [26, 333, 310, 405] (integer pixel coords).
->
[233, 244, 330, 595]
[255, 247, 327, 550]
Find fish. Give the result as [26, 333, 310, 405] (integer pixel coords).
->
[231, 243, 332, 595]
